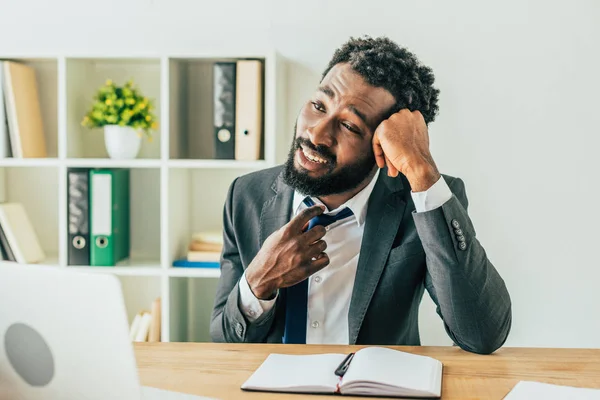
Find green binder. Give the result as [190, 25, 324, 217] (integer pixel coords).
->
[89, 168, 130, 266]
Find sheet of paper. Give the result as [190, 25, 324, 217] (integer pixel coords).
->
[141, 386, 217, 400]
[504, 381, 600, 399]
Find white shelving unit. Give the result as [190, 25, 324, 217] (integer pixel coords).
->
[0, 51, 287, 342]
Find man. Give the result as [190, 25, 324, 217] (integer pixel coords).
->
[210, 36, 511, 354]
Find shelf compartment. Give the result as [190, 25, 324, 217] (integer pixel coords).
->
[0, 166, 59, 261]
[64, 167, 161, 267]
[169, 276, 219, 342]
[167, 168, 253, 267]
[168, 57, 266, 161]
[118, 275, 164, 341]
[0, 57, 59, 158]
[65, 58, 162, 160]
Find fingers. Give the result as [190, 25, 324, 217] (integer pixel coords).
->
[308, 252, 330, 273]
[290, 205, 325, 232]
[303, 225, 327, 243]
[309, 239, 327, 256]
[385, 155, 399, 177]
[372, 133, 386, 169]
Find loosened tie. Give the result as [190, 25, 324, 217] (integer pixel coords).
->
[282, 197, 354, 344]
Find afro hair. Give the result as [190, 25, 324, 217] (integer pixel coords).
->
[322, 36, 440, 125]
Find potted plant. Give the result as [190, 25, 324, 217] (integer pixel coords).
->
[81, 79, 158, 159]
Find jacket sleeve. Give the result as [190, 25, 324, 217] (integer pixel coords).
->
[210, 178, 277, 343]
[413, 176, 512, 354]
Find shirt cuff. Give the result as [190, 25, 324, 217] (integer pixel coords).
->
[411, 175, 453, 212]
[238, 270, 278, 322]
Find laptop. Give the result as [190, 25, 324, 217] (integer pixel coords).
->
[0, 261, 215, 400]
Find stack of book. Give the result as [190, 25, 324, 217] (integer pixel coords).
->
[129, 297, 161, 342]
[172, 231, 222, 268]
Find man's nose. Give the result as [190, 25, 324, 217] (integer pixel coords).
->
[307, 118, 335, 148]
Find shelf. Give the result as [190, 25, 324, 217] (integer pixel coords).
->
[0, 51, 286, 343]
[65, 158, 162, 168]
[167, 159, 270, 169]
[168, 268, 220, 278]
[66, 258, 162, 276]
[0, 158, 60, 167]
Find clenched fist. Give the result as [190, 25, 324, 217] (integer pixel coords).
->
[372, 109, 441, 192]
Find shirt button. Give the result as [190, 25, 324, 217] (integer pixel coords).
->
[314, 276, 322, 283]
[249, 310, 256, 317]
[325, 226, 330, 231]
[311, 321, 320, 328]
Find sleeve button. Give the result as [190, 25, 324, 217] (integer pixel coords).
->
[451, 219, 460, 229]
[235, 323, 244, 336]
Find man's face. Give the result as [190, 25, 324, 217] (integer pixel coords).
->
[283, 63, 397, 197]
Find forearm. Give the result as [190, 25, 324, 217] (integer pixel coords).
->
[413, 181, 512, 354]
[210, 275, 277, 343]
[210, 177, 277, 343]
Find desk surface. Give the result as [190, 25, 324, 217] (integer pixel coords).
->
[134, 343, 600, 399]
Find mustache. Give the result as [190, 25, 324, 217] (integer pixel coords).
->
[295, 138, 336, 164]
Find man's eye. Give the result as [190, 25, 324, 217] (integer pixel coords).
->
[342, 123, 359, 134]
[312, 101, 325, 112]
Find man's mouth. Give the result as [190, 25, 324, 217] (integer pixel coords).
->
[301, 146, 330, 164]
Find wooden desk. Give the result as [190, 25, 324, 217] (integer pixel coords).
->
[134, 343, 600, 399]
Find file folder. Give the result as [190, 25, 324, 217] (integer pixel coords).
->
[213, 62, 236, 159]
[235, 60, 263, 161]
[67, 168, 90, 265]
[89, 168, 130, 266]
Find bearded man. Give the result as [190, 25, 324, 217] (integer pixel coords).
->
[210, 36, 512, 354]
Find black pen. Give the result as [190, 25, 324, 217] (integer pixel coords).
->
[335, 352, 355, 377]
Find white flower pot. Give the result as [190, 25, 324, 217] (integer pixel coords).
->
[103, 125, 142, 159]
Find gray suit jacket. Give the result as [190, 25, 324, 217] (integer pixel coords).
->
[210, 165, 512, 354]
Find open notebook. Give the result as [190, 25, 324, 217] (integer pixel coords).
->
[241, 346, 442, 398]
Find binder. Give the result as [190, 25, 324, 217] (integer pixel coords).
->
[235, 60, 263, 161]
[213, 62, 236, 159]
[2, 60, 47, 158]
[89, 168, 130, 266]
[67, 168, 90, 265]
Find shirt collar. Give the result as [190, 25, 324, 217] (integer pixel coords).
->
[291, 168, 380, 227]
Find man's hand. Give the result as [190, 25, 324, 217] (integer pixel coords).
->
[245, 205, 329, 300]
[372, 109, 441, 192]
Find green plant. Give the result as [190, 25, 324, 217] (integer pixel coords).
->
[81, 79, 158, 139]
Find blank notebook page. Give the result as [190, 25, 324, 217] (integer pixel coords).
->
[341, 347, 439, 391]
[241, 353, 345, 393]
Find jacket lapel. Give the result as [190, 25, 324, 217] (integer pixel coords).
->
[348, 172, 407, 344]
[259, 170, 294, 247]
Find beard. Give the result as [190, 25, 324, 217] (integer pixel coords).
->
[282, 128, 377, 197]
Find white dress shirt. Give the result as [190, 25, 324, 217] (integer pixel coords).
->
[238, 170, 453, 344]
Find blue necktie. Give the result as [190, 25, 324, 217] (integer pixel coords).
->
[282, 197, 354, 344]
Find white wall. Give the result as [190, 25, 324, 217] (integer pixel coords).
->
[3, 0, 599, 348]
